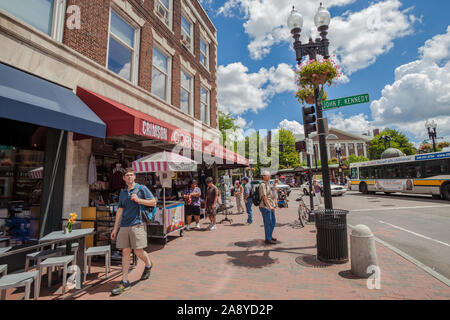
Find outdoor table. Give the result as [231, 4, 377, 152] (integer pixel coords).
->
[0, 247, 12, 255]
[39, 228, 95, 288]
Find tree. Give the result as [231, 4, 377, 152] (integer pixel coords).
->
[368, 128, 416, 159]
[218, 111, 238, 148]
[275, 129, 301, 169]
[343, 154, 369, 167]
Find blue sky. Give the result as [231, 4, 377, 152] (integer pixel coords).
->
[201, 0, 450, 145]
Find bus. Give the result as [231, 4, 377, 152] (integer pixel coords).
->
[349, 151, 450, 200]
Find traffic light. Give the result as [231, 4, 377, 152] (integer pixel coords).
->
[295, 140, 306, 152]
[302, 105, 317, 136]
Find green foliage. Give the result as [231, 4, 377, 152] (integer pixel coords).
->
[343, 154, 369, 166]
[368, 128, 416, 159]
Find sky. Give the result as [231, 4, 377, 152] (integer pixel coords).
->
[199, 0, 450, 147]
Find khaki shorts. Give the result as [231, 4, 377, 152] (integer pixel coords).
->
[116, 223, 147, 249]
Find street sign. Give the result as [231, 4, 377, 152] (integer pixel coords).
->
[306, 138, 313, 155]
[323, 93, 370, 110]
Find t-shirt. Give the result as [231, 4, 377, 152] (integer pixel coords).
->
[259, 181, 275, 209]
[119, 183, 154, 227]
[244, 183, 252, 198]
[184, 187, 201, 207]
[205, 185, 218, 209]
[110, 162, 127, 191]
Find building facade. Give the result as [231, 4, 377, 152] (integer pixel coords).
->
[0, 0, 245, 249]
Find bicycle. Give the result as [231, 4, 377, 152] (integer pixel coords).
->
[295, 194, 311, 227]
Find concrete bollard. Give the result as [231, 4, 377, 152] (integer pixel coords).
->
[351, 224, 378, 278]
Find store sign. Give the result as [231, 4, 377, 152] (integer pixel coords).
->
[171, 130, 192, 149]
[141, 120, 169, 141]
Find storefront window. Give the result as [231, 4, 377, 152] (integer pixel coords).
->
[180, 70, 193, 116]
[152, 46, 171, 102]
[0, 146, 45, 247]
[200, 87, 210, 125]
[107, 9, 138, 82]
[0, 0, 54, 35]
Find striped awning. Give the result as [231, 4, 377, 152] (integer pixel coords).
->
[29, 167, 43, 179]
[132, 151, 198, 173]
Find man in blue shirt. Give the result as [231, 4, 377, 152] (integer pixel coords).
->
[110, 168, 156, 295]
[243, 177, 253, 225]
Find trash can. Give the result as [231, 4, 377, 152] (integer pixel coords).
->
[313, 209, 349, 264]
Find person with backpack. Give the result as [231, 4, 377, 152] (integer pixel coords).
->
[258, 171, 277, 244]
[110, 168, 156, 296]
[242, 177, 253, 225]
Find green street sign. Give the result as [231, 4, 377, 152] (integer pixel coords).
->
[323, 93, 370, 110]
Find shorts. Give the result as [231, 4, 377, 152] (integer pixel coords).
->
[116, 223, 147, 250]
[186, 205, 200, 216]
[206, 207, 216, 218]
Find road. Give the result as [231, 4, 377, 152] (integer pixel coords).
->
[291, 189, 450, 281]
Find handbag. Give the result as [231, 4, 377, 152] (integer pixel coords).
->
[132, 184, 156, 223]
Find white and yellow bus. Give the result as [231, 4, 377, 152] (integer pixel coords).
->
[349, 151, 450, 200]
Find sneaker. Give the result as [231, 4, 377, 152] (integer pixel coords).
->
[111, 280, 131, 296]
[140, 262, 153, 280]
[264, 239, 277, 245]
[196, 223, 201, 229]
[186, 224, 191, 231]
[209, 224, 217, 230]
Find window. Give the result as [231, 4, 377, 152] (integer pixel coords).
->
[181, 15, 193, 51]
[351, 167, 358, 180]
[107, 9, 139, 82]
[200, 38, 209, 69]
[152, 46, 171, 102]
[200, 87, 210, 125]
[374, 167, 384, 179]
[348, 143, 354, 155]
[385, 165, 401, 179]
[360, 167, 369, 179]
[424, 160, 448, 177]
[0, 0, 65, 41]
[155, 0, 171, 28]
[405, 163, 422, 178]
[180, 70, 193, 116]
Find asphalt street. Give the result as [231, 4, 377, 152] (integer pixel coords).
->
[291, 189, 450, 281]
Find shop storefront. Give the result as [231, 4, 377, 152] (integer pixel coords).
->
[0, 63, 106, 271]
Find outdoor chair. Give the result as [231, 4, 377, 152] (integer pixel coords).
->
[25, 247, 61, 273]
[0, 264, 6, 277]
[38, 255, 74, 295]
[56, 242, 80, 264]
[0, 270, 40, 300]
[84, 245, 111, 282]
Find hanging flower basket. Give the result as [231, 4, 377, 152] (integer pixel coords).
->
[295, 86, 327, 105]
[296, 59, 341, 88]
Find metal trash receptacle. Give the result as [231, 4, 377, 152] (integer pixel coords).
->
[313, 209, 349, 263]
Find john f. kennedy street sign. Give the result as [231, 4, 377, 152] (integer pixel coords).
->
[323, 93, 370, 110]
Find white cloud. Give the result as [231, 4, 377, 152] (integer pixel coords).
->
[217, 62, 296, 114]
[328, 112, 373, 134]
[370, 26, 450, 142]
[218, 0, 417, 76]
[278, 119, 304, 135]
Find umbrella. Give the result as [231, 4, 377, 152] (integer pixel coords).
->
[29, 167, 44, 179]
[132, 151, 198, 217]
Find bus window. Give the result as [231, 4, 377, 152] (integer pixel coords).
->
[351, 167, 358, 179]
[405, 163, 422, 178]
[374, 167, 384, 179]
[425, 159, 448, 177]
[386, 165, 401, 179]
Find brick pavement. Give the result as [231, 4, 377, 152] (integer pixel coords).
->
[4, 197, 450, 300]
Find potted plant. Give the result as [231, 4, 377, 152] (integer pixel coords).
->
[296, 86, 327, 105]
[296, 59, 341, 88]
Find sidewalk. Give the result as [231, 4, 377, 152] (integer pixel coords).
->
[6, 200, 450, 300]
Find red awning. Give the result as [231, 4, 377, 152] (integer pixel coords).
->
[77, 87, 248, 166]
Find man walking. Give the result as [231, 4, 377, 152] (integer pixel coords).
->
[110, 168, 156, 295]
[234, 180, 244, 214]
[259, 171, 277, 244]
[205, 177, 218, 230]
[242, 177, 253, 225]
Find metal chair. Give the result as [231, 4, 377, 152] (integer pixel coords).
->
[56, 242, 80, 264]
[0, 270, 40, 300]
[38, 255, 74, 295]
[25, 247, 61, 273]
[84, 245, 111, 282]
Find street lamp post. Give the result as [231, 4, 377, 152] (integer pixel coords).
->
[425, 120, 438, 152]
[288, 3, 333, 209]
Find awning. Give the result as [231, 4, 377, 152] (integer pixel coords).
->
[132, 151, 198, 173]
[0, 63, 106, 138]
[77, 87, 248, 166]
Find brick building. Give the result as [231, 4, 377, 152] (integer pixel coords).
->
[0, 1, 246, 247]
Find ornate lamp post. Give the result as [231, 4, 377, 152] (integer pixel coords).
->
[425, 120, 437, 152]
[288, 3, 333, 209]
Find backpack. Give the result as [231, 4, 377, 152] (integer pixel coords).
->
[132, 184, 156, 223]
[252, 184, 261, 206]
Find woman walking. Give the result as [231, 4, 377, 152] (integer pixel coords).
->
[234, 180, 244, 214]
[313, 180, 322, 209]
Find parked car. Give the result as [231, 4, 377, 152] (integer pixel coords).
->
[300, 180, 347, 196]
